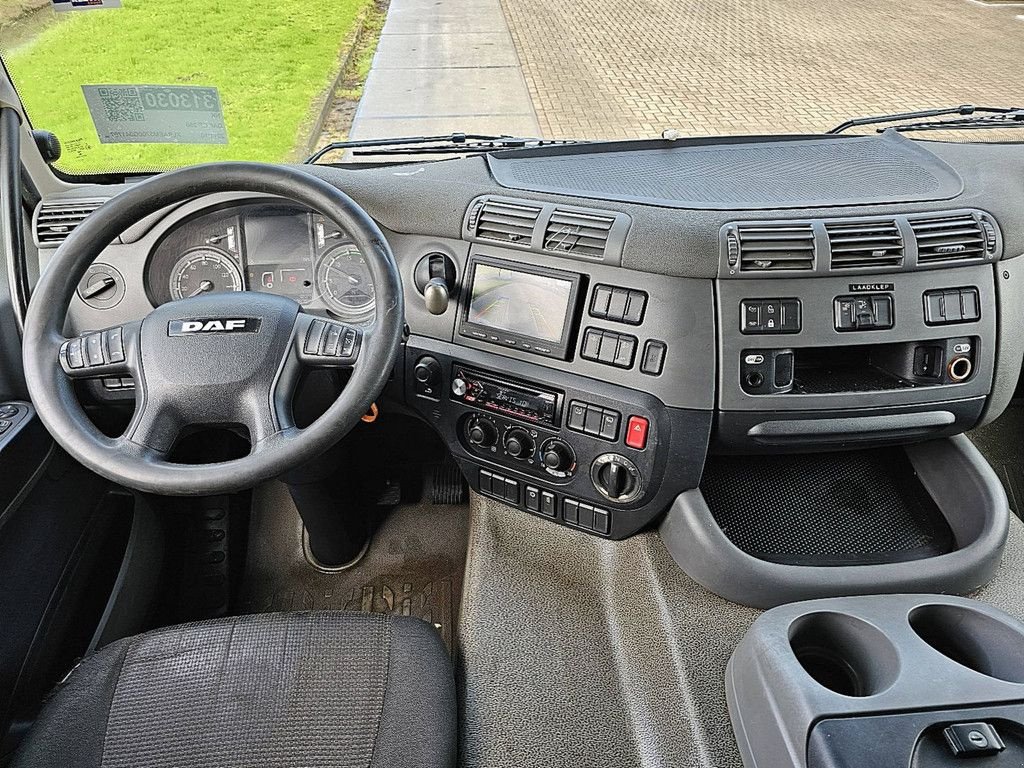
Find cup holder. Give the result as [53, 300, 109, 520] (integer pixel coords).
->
[909, 604, 1024, 684]
[789, 612, 900, 697]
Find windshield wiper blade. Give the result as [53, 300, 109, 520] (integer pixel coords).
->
[886, 110, 1024, 134]
[304, 132, 576, 164]
[827, 105, 1021, 135]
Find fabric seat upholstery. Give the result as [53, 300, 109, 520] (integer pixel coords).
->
[11, 611, 456, 768]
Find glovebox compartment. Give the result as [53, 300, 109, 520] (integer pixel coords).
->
[727, 594, 1024, 768]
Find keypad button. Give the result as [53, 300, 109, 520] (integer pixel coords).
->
[525, 486, 540, 512]
[65, 338, 85, 369]
[568, 401, 587, 431]
[563, 498, 579, 525]
[540, 491, 556, 517]
[85, 333, 104, 366]
[613, 335, 636, 368]
[581, 328, 603, 360]
[597, 332, 618, 363]
[606, 289, 629, 322]
[640, 340, 666, 375]
[584, 406, 604, 436]
[106, 327, 125, 363]
[599, 410, 620, 441]
[623, 290, 647, 325]
[304, 320, 326, 355]
[590, 286, 612, 318]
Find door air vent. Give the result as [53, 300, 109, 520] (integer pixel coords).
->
[735, 222, 815, 272]
[910, 213, 987, 264]
[542, 208, 614, 259]
[33, 198, 107, 247]
[469, 198, 541, 247]
[826, 219, 904, 269]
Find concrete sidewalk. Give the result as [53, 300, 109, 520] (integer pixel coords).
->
[347, 0, 540, 141]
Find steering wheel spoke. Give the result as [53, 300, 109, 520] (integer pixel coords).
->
[59, 321, 140, 380]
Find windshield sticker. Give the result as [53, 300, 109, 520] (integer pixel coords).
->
[52, 0, 122, 10]
[81, 85, 229, 145]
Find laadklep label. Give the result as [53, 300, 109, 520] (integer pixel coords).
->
[848, 282, 895, 293]
[81, 85, 228, 145]
[52, 0, 122, 10]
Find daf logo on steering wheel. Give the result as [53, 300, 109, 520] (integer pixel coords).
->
[167, 317, 262, 335]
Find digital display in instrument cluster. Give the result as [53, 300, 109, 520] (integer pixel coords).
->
[242, 208, 315, 304]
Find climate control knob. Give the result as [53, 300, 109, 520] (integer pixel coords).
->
[540, 438, 575, 474]
[466, 417, 498, 449]
[503, 428, 535, 460]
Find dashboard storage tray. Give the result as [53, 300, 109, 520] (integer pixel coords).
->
[700, 448, 954, 566]
[661, 435, 1009, 608]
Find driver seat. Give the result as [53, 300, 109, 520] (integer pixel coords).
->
[11, 612, 456, 768]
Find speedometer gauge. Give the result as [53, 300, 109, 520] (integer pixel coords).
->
[169, 248, 243, 300]
[315, 245, 375, 323]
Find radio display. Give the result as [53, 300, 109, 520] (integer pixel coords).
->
[467, 263, 574, 343]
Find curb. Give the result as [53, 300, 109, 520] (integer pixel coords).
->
[299, 9, 369, 157]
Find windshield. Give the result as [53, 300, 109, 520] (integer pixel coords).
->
[1, 0, 1021, 175]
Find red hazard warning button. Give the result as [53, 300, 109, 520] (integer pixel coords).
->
[625, 416, 648, 450]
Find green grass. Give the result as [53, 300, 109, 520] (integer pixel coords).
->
[5, 0, 372, 174]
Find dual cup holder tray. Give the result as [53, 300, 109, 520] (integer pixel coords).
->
[728, 594, 1024, 767]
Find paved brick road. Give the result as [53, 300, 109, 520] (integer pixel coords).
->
[499, 0, 1023, 139]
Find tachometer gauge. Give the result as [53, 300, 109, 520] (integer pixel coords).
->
[315, 245, 375, 323]
[169, 248, 243, 300]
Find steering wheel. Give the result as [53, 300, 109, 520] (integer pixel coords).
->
[22, 163, 404, 496]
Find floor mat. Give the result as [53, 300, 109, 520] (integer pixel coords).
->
[700, 449, 954, 566]
[969, 402, 1024, 517]
[235, 482, 470, 651]
[459, 494, 1024, 768]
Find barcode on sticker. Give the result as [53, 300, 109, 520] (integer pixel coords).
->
[97, 87, 145, 123]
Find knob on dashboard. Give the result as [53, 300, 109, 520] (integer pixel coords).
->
[503, 428, 535, 460]
[591, 453, 642, 503]
[540, 438, 575, 473]
[467, 417, 498, 448]
[451, 377, 468, 396]
[413, 356, 441, 386]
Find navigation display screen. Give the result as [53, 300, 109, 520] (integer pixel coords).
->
[467, 263, 574, 343]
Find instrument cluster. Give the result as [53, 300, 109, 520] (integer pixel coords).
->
[145, 202, 376, 324]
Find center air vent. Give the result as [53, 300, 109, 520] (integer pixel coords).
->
[34, 198, 107, 248]
[826, 219, 904, 269]
[469, 198, 541, 247]
[734, 222, 815, 272]
[543, 208, 614, 258]
[910, 213, 987, 264]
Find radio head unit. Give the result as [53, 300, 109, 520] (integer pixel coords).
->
[451, 364, 561, 428]
[458, 256, 584, 360]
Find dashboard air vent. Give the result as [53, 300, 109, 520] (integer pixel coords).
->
[543, 208, 614, 258]
[471, 199, 541, 246]
[826, 219, 904, 269]
[34, 199, 107, 247]
[736, 222, 815, 272]
[911, 213, 986, 264]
